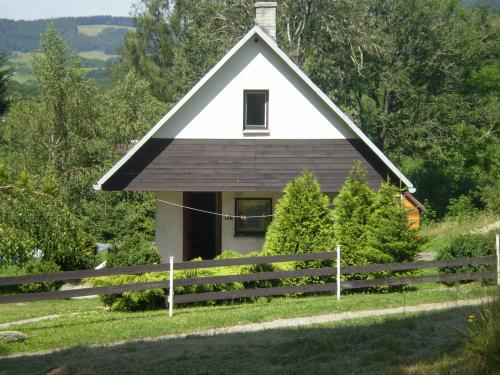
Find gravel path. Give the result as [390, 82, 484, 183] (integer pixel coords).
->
[1, 296, 492, 359]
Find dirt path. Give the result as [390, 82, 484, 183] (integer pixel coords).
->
[0, 314, 66, 329]
[475, 220, 500, 234]
[1, 296, 492, 359]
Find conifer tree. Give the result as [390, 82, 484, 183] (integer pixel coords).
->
[365, 181, 420, 263]
[332, 162, 375, 265]
[262, 171, 334, 255]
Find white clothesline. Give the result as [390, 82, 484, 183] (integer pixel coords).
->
[157, 198, 274, 219]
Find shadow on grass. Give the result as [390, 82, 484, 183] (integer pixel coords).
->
[0, 305, 480, 375]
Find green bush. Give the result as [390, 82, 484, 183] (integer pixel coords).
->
[19, 259, 63, 293]
[92, 273, 167, 311]
[106, 235, 162, 267]
[446, 195, 480, 222]
[437, 232, 496, 276]
[92, 250, 248, 311]
[0, 260, 62, 295]
[420, 199, 437, 225]
[479, 178, 500, 214]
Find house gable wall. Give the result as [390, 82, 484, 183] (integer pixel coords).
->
[153, 35, 356, 140]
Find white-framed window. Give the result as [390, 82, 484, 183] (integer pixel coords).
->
[243, 90, 268, 130]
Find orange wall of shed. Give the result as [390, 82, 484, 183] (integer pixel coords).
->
[402, 195, 420, 229]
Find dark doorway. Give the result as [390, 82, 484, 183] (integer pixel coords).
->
[183, 192, 221, 261]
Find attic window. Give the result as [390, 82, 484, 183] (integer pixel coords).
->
[244, 90, 268, 129]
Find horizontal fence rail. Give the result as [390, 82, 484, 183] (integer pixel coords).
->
[342, 255, 496, 275]
[0, 251, 338, 287]
[1, 246, 499, 308]
[174, 283, 339, 304]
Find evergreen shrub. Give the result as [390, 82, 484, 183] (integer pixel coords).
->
[92, 250, 249, 311]
[261, 170, 335, 286]
[106, 235, 162, 267]
[332, 161, 375, 266]
[262, 170, 334, 255]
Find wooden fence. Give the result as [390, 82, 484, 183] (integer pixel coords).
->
[1, 235, 499, 317]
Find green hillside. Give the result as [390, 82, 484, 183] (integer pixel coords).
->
[77, 24, 134, 37]
[1, 16, 132, 86]
[0, 16, 133, 54]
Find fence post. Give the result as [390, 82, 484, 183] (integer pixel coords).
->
[168, 256, 174, 317]
[496, 234, 499, 286]
[336, 245, 341, 300]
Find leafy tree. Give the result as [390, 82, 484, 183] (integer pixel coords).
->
[332, 162, 375, 266]
[2, 26, 107, 208]
[119, 0, 253, 103]
[33, 25, 102, 177]
[262, 171, 334, 255]
[2, 26, 162, 245]
[283, 1, 499, 216]
[99, 69, 166, 147]
[79, 69, 163, 243]
[0, 53, 9, 116]
[364, 181, 420, 264]
[0, 167, 96, 270]
[118, 0, 175, 102]
[0, 223, 36, 266]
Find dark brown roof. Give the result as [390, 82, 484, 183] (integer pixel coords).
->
[404, 191, 426, 212]
[101, 138, 401, 192]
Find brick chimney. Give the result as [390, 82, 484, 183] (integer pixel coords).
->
[254, 2, 277, 40]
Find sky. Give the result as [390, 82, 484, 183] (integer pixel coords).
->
[0, 0, 137, 20]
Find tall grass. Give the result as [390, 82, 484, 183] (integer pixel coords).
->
[420, 212, 500, 253]
[465, 292, 500, 373]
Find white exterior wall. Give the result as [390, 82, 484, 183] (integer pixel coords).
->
[153, 36, 356, 140]
[221, 191, 282, 254]
[155, 192, 183, 261]
[155, 191, 283, 259]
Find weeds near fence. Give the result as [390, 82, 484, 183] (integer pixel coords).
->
[464, 293, 500, 373]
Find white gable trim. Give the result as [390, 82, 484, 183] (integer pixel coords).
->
[95, 26, 415, 193]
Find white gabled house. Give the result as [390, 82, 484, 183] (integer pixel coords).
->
[95, 2, 418, 262]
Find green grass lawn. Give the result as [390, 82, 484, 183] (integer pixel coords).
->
[0, 282, 497, 357]
[78, 50, 119, 61]
[0, 304, 487, 375]
[77, 25, 134, 36]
